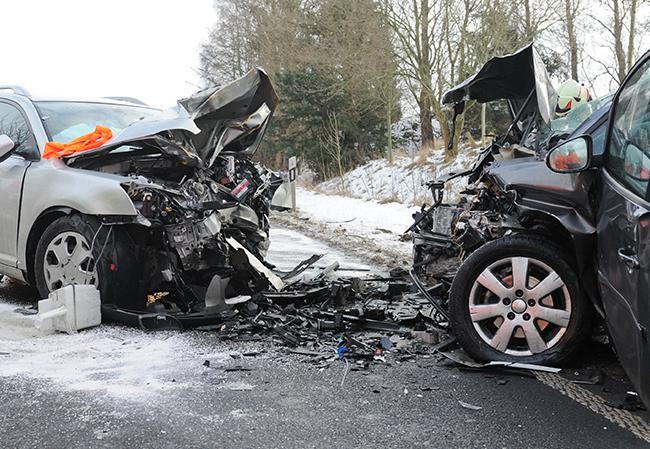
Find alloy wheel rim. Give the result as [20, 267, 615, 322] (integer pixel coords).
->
[468, 256, 571, 356]
[43, 231, 97, 292]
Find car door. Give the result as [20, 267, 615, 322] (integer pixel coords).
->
[597, 55, 650, 405]
[0, 100, 37, 267]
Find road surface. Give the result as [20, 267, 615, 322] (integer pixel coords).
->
[0, 227, 648, 449]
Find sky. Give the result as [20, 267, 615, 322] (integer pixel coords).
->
[1, 0, 216, 108]
[2, 1, 647, 114]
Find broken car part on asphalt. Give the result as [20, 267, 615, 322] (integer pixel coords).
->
[35, 284, 101, 334]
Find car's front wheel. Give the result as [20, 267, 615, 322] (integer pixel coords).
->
[449, 235, 592, 365]
[34, 214, 144, 309]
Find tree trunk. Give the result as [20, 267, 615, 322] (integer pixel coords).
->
[613, 0, 627, 83]
[433, 106, 454, 159]
[386, 95, 393, 164]
[439, 118, 449, 151]
[418, 0, 434, 148]
[419, 89, 434, 147]
[565, 0, 579, 80]
[524, 0, 533, 38]
[627, 0, 638, 71]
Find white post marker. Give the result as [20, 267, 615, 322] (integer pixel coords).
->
[288, 156, 297, 210]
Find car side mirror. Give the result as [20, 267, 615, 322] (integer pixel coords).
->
[546, 135, 592, 173]
[0, 135, 15, 162]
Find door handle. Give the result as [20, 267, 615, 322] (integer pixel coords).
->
[617, 248, 640, 269]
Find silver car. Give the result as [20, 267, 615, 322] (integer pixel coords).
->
[0, 69, 279, 321]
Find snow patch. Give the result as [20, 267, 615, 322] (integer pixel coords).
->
[315, 146, 481, 206]
[268, 227, 374, 275]
[0, 307, 234, 400]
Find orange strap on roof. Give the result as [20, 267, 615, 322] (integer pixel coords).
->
[43, 125, 113, 159]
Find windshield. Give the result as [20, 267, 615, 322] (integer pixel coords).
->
[36, 101, 160, 142]
[547, 94, 614, 136]
[533, 94, 614, 149]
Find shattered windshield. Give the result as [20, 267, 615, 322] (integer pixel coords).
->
[546, 94, 614, 136]
[36, 101, 160, 143]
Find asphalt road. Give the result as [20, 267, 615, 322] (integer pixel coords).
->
[0, 228, 649, 449]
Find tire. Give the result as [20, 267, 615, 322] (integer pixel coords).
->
[34, 214, 145, 309]
[449, 235, 592, 365]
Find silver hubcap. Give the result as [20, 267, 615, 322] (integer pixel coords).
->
[469, 256, 571, 356]
[44, 231, 97, 292]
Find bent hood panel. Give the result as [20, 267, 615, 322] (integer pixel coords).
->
[179, 68, 279, 162]
[64, 107, 202, 165]
[442, 44, 556, 124]
[65, 69, 279, 166]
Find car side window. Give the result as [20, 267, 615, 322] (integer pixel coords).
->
[0, 102, 37, 159]
[607, 59, 650, 198]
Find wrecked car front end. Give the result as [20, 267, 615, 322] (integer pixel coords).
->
[409, 45, 612, 341]
[34, 69, 285, 326]
[411, 45, 605, 275]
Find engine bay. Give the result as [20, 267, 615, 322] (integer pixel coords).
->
[69, 142, 283, 316]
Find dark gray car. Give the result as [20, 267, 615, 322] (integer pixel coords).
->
[543, 52, 650, 406]
[411, 44, 650, 405]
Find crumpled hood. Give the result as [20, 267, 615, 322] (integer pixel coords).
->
[179, 68, 279, 165]
[442, 44, 556, 124]
[64, 68, 279, 167]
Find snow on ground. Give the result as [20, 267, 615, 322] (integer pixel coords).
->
[0, 305, 235, 401]
[290, 146, 481, 258]
[294, 188, 415, 256]
[315, 146, 481, 206]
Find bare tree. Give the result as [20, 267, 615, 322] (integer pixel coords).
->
[429, 0, 491, 157]
[627, 0, 638, 71]
[319, 111, 345, 188]
[198, 1, 258, 85]
[380, 0, 437, 147]
[564, 0, 581, 80]
[375, 73, 401, 164]
[590, 0, 643, 85]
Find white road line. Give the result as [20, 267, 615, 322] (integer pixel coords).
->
[536, 372, 650, 444]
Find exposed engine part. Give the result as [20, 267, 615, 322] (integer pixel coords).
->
[76, 147, 282, 315]
[409, 145, 530, 277]
[165, 213, 223, 270]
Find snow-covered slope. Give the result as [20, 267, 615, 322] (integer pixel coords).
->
[282, 146, 481, 266]
[315, 146, 481, 206]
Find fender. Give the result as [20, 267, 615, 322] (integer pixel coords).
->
[487, 157, 602, 312]
[17, 159, 137, 271]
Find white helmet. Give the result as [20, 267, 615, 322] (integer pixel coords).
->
[555, 79, 592, 117]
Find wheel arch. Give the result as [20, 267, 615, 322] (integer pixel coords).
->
[517, 209, 602, 313]
[24, 206, 76, 284]
[518, 210, 577, 261]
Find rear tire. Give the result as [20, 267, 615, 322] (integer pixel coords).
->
[449, 235, 592, 365]
[34, 214, 145, 309]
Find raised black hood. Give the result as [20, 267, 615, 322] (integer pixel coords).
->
[442, 44, 556, 124]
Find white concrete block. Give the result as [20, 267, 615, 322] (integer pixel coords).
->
[35, 285, 101, 334]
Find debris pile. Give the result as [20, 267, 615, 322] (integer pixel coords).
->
[129, 254, 456, 366]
